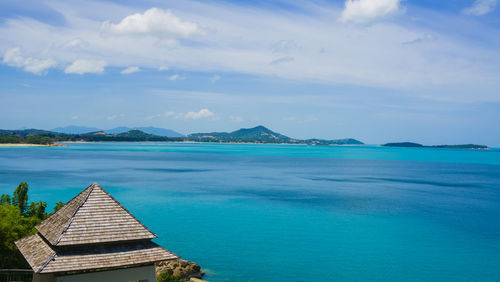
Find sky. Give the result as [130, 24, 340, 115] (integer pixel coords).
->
[1, 0, 499, 146]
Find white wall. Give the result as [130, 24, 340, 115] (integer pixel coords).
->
[55, 265, 156, 282]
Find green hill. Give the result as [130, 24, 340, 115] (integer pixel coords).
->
[382, 142, 488, 149]
[188, 126, 363, 145]
[80, 130, 181, 142]
[189, 125, 291, 143]
[0, 126, 364, 145]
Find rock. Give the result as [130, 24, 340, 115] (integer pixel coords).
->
[189, 278, 207, 282]
[156, 259, 204, 279]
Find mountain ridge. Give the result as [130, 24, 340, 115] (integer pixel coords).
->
[189, 125, 363, 145]
[52, 125, 184, 137]
[1, 125, 363, 145]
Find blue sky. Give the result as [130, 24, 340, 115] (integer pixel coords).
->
[1, 0, 499, 146]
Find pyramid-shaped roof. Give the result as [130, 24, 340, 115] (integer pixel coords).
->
[36, 183, 157, 246]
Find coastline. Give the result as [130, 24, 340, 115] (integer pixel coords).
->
[59, 140, 361, 146]
[0, 143, 65, 147]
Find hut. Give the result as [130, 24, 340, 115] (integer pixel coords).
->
[15, 183, 178, 282]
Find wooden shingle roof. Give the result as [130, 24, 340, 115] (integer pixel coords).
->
[14, 233, 56, 273]
[36, 183, 157, 246]
[16, 183, 179, 274]
[15, 233, 178, 274]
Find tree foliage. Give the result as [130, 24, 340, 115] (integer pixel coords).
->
[13, 182, 29, 215]
[0, 194, 11, 204]
[0, 182, 62, 268]
[157, 271, 186, 282]
[0, 203, 40, 268]
[27, 201, 47, 220]
[53, 201, 64, 213]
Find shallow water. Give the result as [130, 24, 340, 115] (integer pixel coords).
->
[1, 143, 499, 281]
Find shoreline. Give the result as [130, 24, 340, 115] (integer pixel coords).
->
[59, 141, 362, 146]
[0, 143, 65, 147]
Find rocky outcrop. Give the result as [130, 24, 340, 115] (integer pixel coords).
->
[156, 259, 204, 280]
[189, 278, 207, 282]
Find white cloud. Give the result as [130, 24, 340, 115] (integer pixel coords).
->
[2, 48, 56, 75]
[63, 38, 89, 49]
[65, 59, 107, 74]
[168, 74, 182, 80]
[121, 66, 140, 74]
[101, 8, 199, 38]
[402, 33, 435, 45]
[211, 75, 221, 83]
[158, 66, 169, 71]
[72, 115, 79, 120]
[0, 0, 499, 98]
[463, 0, 497, 15]
[184, 109, 214, 119]
[339, 0, 403, 24]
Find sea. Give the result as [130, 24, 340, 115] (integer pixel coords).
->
[1, 143, 499, 281]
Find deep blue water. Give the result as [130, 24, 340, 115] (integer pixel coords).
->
[1, 143, 500, 281]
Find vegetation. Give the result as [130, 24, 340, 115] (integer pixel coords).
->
[0, 134, 53, 145]
[382, 142, 489, 149]
[79, 130, 182, 142]
[157, 271, 186, 282]
[431, 144, 489, 149]
[0, 182, 61, 268]
[0, 135, 21, 143]
[189, 125, 364, 144]
[382, 142, 424, 147]
[0, 129, 182, 143]
[1, 126, 364, 145]
[189, 125, 292, 143]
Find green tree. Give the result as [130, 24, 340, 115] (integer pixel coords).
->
[0, 203, 41, 268]
[53, 201, 64, 213]
[12, 182, 29, 215]
[25, 136, 53, 145]
[28, 201, 47, 220]
[0, 135, 21, 143]
[0, 194, 11, 204]
[0, 182, 66, 269]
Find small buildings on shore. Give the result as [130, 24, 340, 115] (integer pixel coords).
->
[15, 183, 178, 282]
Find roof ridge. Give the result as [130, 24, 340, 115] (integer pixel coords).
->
[36, 233, 58, 273]
[53, 183, 96, 245]
[96, 185, 158, 239]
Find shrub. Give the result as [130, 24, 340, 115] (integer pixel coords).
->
[157, 271, 186, 282]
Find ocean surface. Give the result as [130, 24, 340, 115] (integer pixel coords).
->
[1, 143, 500, 281]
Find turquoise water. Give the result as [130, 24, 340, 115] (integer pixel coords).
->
[1, 143, 500, 281]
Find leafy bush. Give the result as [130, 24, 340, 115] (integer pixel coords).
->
[157, 271, 186, 282]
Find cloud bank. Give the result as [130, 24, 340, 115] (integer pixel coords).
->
[0, 0, 499, 100]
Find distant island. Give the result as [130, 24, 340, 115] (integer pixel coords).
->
[51, 125, 184, 137]
[382, 142, 489, 150]
[188, 125, 363, 145]
[0, 126, 363, 146]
